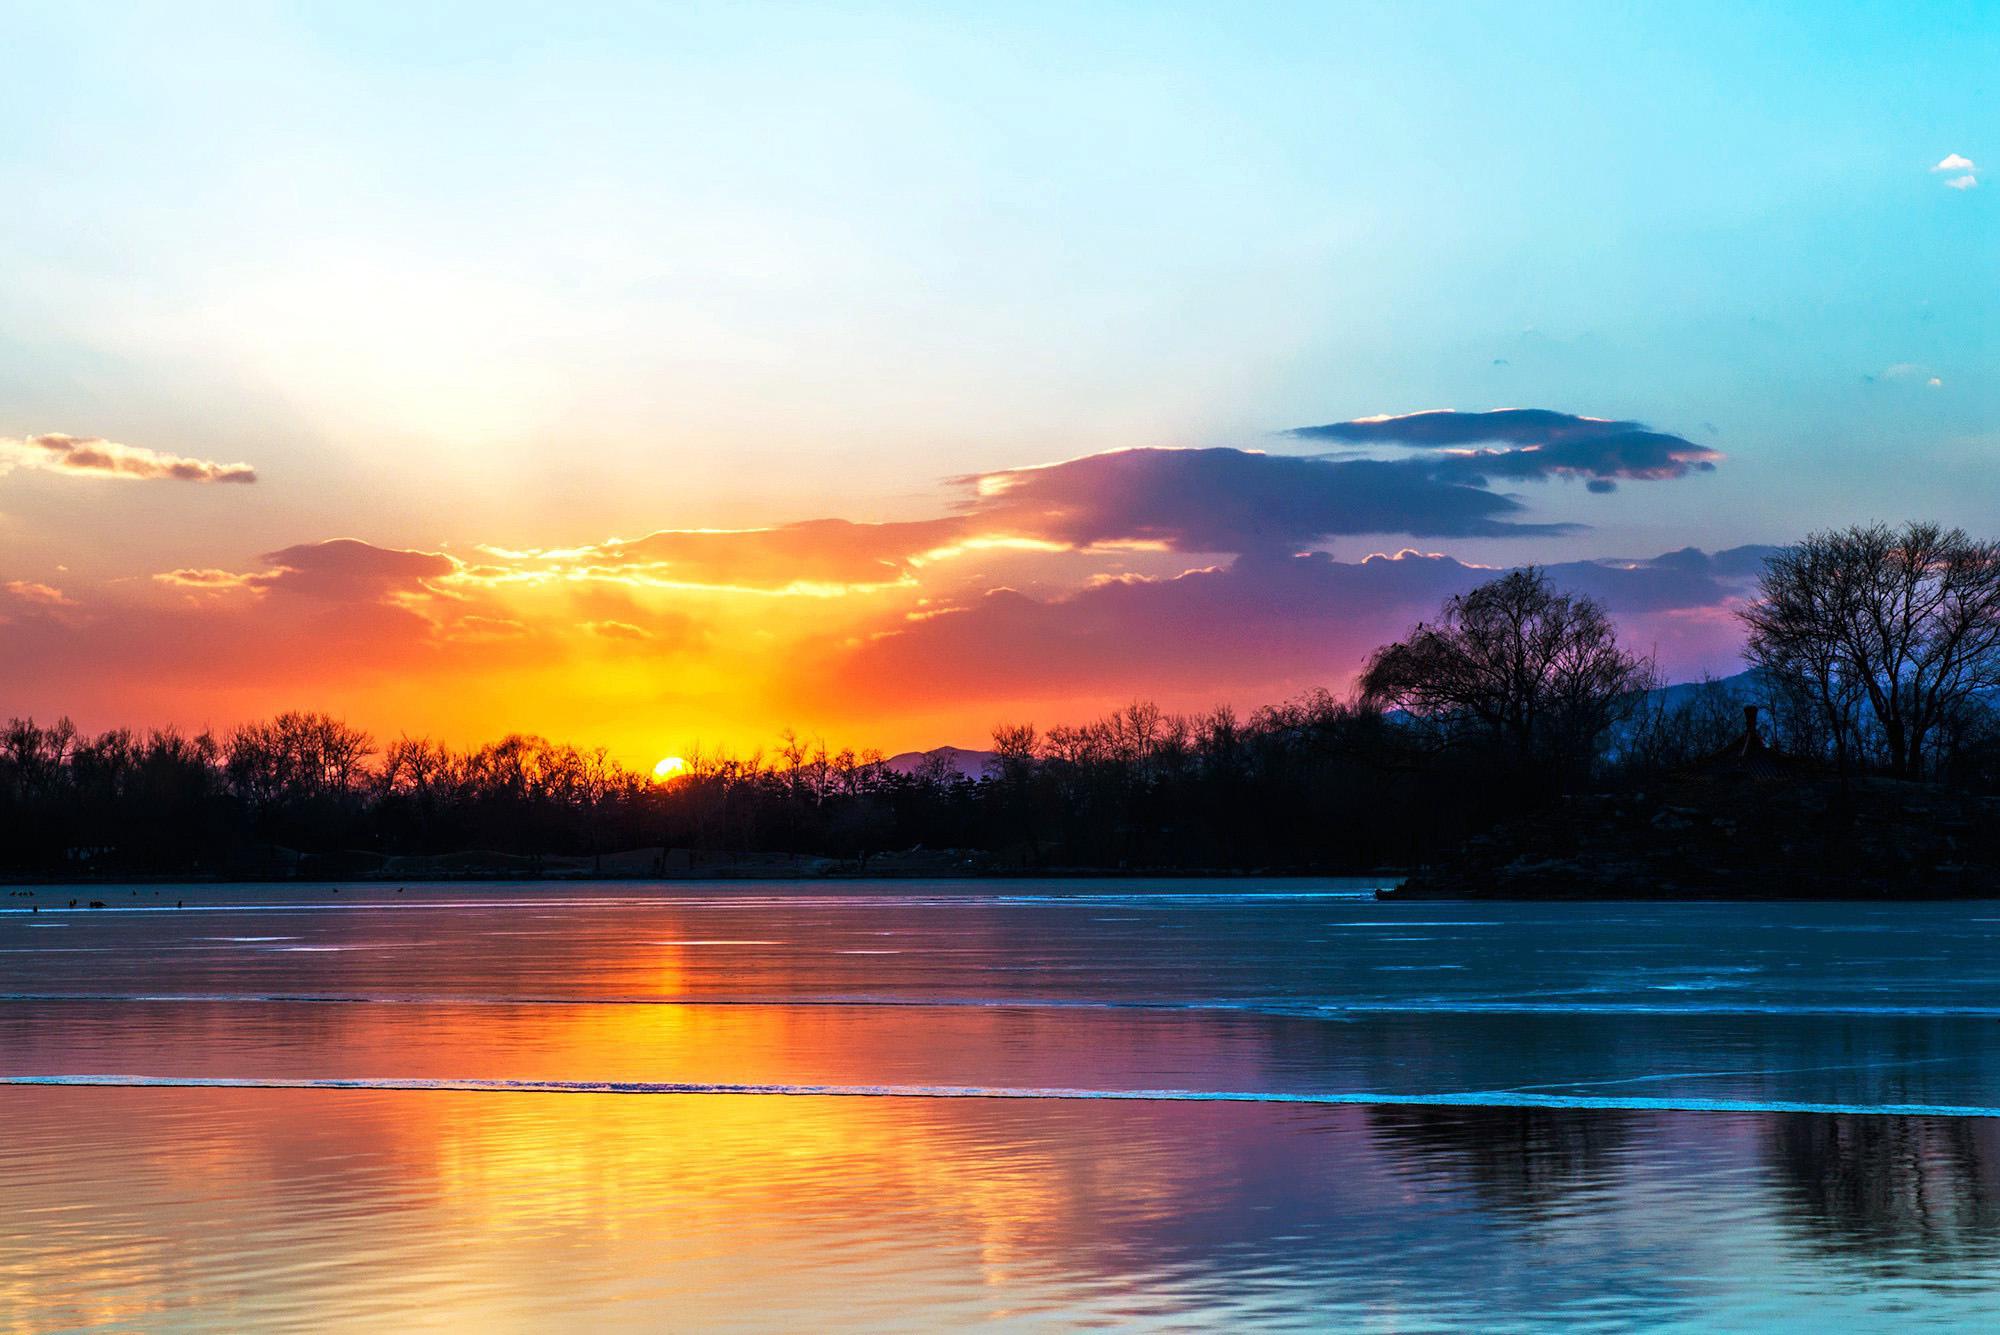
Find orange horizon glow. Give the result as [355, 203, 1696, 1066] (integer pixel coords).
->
[4, 436, 1759, 768]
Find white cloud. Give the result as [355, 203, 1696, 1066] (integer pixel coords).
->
[1879, 364, 1944, 389]
[1944, 174, 1978, 191]
[1933, 153, 1978, 173]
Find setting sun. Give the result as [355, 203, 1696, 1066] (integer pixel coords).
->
[652, 755, 690, 782]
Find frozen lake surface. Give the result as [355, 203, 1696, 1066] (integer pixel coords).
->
[6, 879, 2000, 1329]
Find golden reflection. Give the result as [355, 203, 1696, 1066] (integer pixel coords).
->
[13, 1079, 2000, 1326]
[0, 1087, 1289, 1329]
[0, 916, 1318, 1327]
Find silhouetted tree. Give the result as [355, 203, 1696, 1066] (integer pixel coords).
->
[1741, 522, 2000, 778]
[1361, 568, 1655, 788]
[226, 712, 374, 806]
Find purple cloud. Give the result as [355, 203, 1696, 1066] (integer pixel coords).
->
[1289, 409, 1720, 493]
[158, 539, 458, 602]
[814, 545, 1764, 713]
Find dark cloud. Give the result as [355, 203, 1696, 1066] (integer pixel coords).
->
[3, 433, 257, 483]
[961, 447, 1577, 553]
[455, 435, 1620, 590]
[1288, 409, 1720, 493]
[1296, 408, 1640, 448]
[455, 413, 1722, 590]
[157, 540, 459, 602]
[253, 540, 459, 600]
[1705, 544, 1780, 578]
[1540, 545, 1780, 613]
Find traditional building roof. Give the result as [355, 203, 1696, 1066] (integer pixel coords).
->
[1700, 704, 1809, 778]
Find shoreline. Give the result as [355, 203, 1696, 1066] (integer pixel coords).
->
[1, 868, 1394, 888]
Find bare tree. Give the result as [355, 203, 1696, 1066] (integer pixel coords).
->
[990, 723, 1038, 783]
[1741, 522, 2000, 778]
[1619, 676, 1751, 775]
[913, 750, 956, 789]
[378, 735, 461, 802]
[226, 711, 374, 804]
[1739, 537, 1867, 773]
[1361, 568, 1654, 782]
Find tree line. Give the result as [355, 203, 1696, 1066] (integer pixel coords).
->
[0, 694, 1496, 877]
[1355, 520, 2000, 787]
[7, 520, 2000, 879]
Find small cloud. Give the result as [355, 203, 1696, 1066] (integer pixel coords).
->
[2, 579, 75, 607]
[0, 433, 257, 483]
[155, 568, 259, 591]
[449, 615, 529, 642]
[1933, 153, 1978, 173]
[1944, 174, 1978, 190]
[1881, 363, 1946, 389]
[584, 619, 654, 641]
[0, 579, 83, 628]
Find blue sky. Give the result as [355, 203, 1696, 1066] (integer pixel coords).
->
[0, 1, 1993, 750]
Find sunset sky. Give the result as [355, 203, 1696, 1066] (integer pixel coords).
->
[1, 2, 1992, 765]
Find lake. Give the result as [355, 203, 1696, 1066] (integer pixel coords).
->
[6, 879, 2000, 1330]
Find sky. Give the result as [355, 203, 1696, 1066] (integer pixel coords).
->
[0, 1, 1993, 766]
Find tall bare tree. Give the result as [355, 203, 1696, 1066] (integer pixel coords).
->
[1361, 568, 1655, 782]
[225, 711, 374, 804]
[1741, 522, 2000, 778]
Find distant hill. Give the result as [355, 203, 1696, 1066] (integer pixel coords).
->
[1650, 669, 1758, 708]
[883, 745, 998, 781]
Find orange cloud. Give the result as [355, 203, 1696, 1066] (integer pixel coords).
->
[2, 580, 76, 608]
[477, 517, 964, 596]
[8, 427, 1751, 763]
[155, 568, 262, 592]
